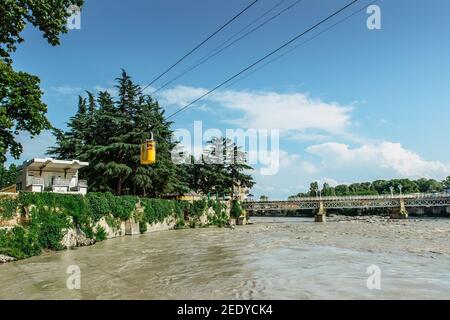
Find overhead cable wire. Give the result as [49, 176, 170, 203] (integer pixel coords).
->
[214, 0, 380, 95]
[141, 0, 260, 93]
[151, 0, 305, 95]
[165, 0, 360, 120]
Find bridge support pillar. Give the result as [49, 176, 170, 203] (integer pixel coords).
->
[415, 207, 425, 215]
[390, 198, 408, 219]
[315, 201, 326, 222]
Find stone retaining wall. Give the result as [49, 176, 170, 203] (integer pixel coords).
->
[1, 199, 244, 256]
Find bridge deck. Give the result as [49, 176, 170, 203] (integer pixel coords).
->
[244, 193, 450, 211]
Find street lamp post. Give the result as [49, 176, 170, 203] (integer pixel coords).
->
[390, 186, 394, 197]
[315, 188, 322, 200]
[398, 184, 403, 197]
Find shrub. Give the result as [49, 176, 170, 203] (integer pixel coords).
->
[0, 198, 18, 220]
[0, 226, 41, 259]
[230, 200, 243, 219]
[19, 192, 85, 214]
[18, 192, 138, 234]
[95, 226, 107, 241]
[174, 201, 188, 216]
[29, 207, 69, 251]
[189, 200, 207, 217]
[5, 192, 228, 260]
[209, 200, 228, 227]
[80, 225, 94, 239]
[140, 198, 179, 225]
[105, 214, 121, 230]
[139, 221, 147, 234]
[19, 192, 90, 230]
[86, 192, 112, 221]
[174, 217, 186, 229]
[105, 193, 138, 220]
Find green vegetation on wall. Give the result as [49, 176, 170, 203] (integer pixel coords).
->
[0, 192, 231, 260]
[0, 226, 40, 259]
[208, 200, 228, 228]
[230, 200, 244, 219]
[0, 197, 18, 219]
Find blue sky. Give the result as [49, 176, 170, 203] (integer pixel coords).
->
[8, 0, 450, 199]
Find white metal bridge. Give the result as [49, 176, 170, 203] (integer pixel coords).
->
[243, 193, 450, 212]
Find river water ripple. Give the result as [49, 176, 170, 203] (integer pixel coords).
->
[1, 217, 449, 299]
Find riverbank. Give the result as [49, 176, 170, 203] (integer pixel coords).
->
[1, 216, 449, 299]
[0, 192, 247, 263]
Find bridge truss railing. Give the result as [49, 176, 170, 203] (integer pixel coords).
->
[243, 193, 450, 211]
[247, 192, 450, 203]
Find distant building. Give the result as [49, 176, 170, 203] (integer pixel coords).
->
[17, 158, 89, 194]
[165, 191, 204, 202]
[444, 187, 450, 195]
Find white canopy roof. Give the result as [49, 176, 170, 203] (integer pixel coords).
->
[22, 158, 89, 172]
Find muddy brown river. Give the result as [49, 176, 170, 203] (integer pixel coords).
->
[1, 217, 449, 299]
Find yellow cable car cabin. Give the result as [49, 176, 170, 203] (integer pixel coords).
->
[140, 138, 156, 165]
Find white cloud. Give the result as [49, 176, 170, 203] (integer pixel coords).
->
[306, 142, 450, 179]
[317, 177, 339, 187]
[288, 131, 331, 143]
[155, 86, 353, 139]
[48, 86, 83, 95]
[251, 142, 450, 199]
[6, 131, 56, 165]
[251, 150, 321, 199]
[93, 85, 119, 97]
[35, 83, 450, 199]
[210, 89, 353, 134]
[156, 85, 208, 107]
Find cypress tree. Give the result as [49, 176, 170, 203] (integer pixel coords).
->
[49, 70, 188, 196]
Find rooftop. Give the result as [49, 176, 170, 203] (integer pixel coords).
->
[22, 158, 89, 172]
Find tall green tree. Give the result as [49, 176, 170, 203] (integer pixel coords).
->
[309, 182, 319, 197]
[49, 70, 188, 197]
[322, 182, 335, 197]
[415, 178, 443, 193]
[48, 96, 88, 160]
[291, 177, 449, 199]
[0, 62, 51, 161]
[0, 0, 83, 62]
[227, 143, 255, 199]
[335, 184, 350, 196]
[0, 0, 84, 161]
[182, 137, 255, 198]
[0, 163, 21, 189]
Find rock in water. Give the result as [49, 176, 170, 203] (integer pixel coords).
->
[0, 254, 16, 263]
[75, 228, 96, 246]
[61, 228, 96, 249]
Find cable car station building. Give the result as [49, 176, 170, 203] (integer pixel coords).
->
[17, 158, 89, 195]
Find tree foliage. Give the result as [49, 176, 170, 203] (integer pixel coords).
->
[1, 191, 229, 259]
[0, 0, 83, 62]
[180, 137, 255, 198]
[49, 73, 255, 198]
[0, 0, 84, 162]
[0, 163, 20, 189]
[49, 71, 189, 196]
[292, 177, 450, 198]
[0, 61, 51, 161]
